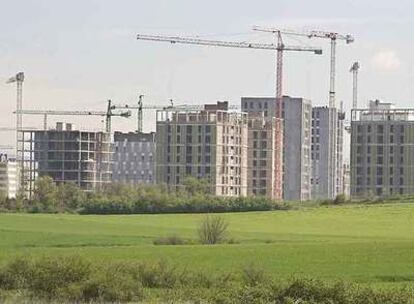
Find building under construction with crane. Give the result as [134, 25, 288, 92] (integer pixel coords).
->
[156, 101, 249, 197]
[137, 31, 322, 200]
[14, 100, 131, 197]
[18, 122, 113, 197]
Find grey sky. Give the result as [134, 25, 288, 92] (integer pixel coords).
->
[1, 0, 413, 146]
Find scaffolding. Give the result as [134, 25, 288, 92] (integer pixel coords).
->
[18, 123, 113, 198]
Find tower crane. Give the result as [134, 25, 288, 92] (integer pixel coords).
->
[14, 100, 131, 134]
[136, 33, 322, 199]
[308, 31, 354, 109]
[6, 72, 24, 157]
[112, 95, 240, 133]
[350, 62, 360, 120]
[251, 27, 354, 108]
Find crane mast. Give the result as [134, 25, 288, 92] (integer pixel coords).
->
[307, 31, 354, 108]
[6, 72, 25, 192]
[253, 27, 354, 108]
[350, 62, 360, 120]
[137, 32, 322, 199]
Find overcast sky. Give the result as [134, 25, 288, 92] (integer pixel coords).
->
[1, 0, 413, 147]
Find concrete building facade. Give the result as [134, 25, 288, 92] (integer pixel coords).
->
[0, 154, 18, 198]
[241, 96, 312, 201]
[19, 122, 112, 197]
[246, 113, 277, 198]
[156, 102, 248, 197]
[351, 100, 414, 197]
[112, 132, 156, 185]
[311, 106, 345, 200]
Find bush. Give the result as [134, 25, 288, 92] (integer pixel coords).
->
[76, 271, 142, 302]
[153, 235, 186, 245]
[334, 194, 347, 205]
[198, 215, 229, 244]
[241, 264, 270, 287]
[2, 256, 414, 303]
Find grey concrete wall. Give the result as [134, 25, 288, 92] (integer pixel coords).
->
[112, 132, 156, 185]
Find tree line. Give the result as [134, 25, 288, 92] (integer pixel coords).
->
[0, 176, 288, 214]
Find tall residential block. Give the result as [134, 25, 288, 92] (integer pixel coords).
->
[112, 132, 156, 185]
[241, 96, 312, 201]
[282, 96, 312, 201]
[351, 100, 414, 197]
[19, 122, 112, 197]
[156, 102, 248, 196]
[311, 107, 345, 199]
[246, 113, 277, 198]
[0, 154, 19, 198]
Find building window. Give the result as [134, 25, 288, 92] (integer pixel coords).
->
[377, 167, 383, 175]
[377, 177, 383, 185]
[377, 146, 384, 155]
[377, 136, 383, 143]
[377, 125, 384, 133]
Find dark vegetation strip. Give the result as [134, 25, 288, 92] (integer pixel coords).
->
[0, 255, 413, 303]
[2, 176, 414, 215]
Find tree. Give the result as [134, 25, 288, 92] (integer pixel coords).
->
[0, 190, 7, 208]
[183, 176, 210, 196]
[33, 176, 58, 211]
[198, 215, 229, 244]
[55, 183, 86, 211]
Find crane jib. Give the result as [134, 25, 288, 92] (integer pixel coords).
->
[136, 34, 322, 53]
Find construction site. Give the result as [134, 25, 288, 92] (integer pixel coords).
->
[1, 25, 407, 201]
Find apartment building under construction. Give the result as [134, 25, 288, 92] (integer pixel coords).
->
[18, 122, 112, 197]
[311, 106, 345, 200]
[246, 113, 278, 198]
[241, 96, 312, 201]
[351, 100, 414, 197]
[0, 154, 19, 198]
[112, 131, 156, 185]
[156, 101, 248, 197]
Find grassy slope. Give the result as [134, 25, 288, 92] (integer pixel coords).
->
[1, 203, 414, 285]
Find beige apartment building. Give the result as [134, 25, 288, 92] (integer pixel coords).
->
[156, 102, 248, 197]
[246, 113, 278, 198]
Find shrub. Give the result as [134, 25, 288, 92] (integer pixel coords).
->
[28, 256, 92, 299]
[334, 194, 347, 205]
[241, 264, 269, 287]
[153, 235, 186, 245]
[198, 215, 229, 244]
[77, 271, 141, 302]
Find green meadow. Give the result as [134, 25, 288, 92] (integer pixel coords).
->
[1, 203, 414, 286]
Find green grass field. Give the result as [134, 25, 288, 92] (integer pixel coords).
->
[1, 203, 414, 287]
